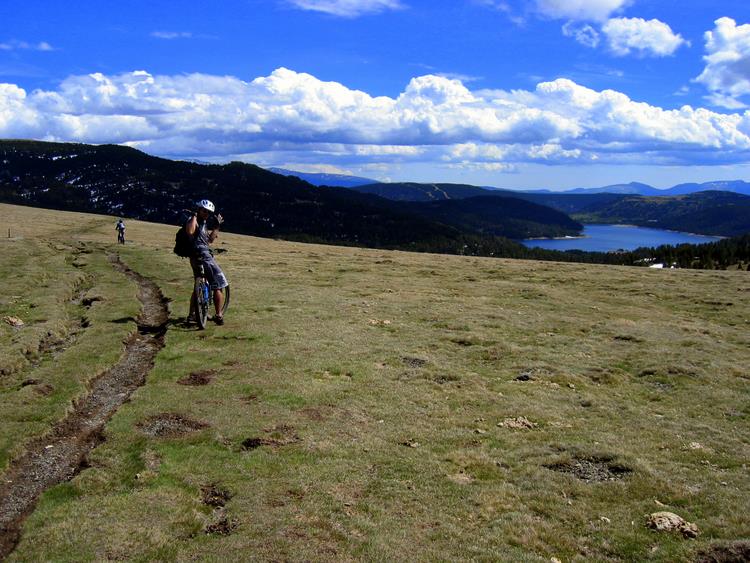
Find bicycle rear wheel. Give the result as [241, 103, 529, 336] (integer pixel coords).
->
[194, 278, 210, 329]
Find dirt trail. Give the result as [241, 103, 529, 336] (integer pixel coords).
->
[0, 255, 169, 560]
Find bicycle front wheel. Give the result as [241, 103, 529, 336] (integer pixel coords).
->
[194, 278, 210, 329]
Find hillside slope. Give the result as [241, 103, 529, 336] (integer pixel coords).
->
[401, 196, 582, 239]
[1, 203, 748, 562]
[353, 181, 498, 201]
[0, 140, 578, 253]
[575, 191, 750, 236]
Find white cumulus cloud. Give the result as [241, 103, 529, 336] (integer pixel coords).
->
[285, 0, 404, 17]
[602, 17, 688, 57]
[3, 68, 750, 170]
[562, 22, 600, 48]
[695, 17, 750, 109]
[535, 0, 631, 22]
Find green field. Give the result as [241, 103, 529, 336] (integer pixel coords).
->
[1, 202, 748, 562]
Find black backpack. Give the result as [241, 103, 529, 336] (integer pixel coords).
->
[173, 225, 194, 258]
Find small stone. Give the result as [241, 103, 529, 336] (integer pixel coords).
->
[647, 511, 699, 539]
[3, 316, 24, 328]
[497, 416, 537, 429]
[568, 383, 576, 389]
[600, 516, 611, 524]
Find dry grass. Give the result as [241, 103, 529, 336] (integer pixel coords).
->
[2, 202, 749, 562]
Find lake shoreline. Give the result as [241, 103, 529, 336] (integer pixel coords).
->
[522, 224, 723, 252]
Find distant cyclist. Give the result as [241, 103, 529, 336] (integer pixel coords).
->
[185, 199, 229, 325]
[115, 219, 125, 244]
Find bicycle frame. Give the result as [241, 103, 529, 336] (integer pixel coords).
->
[189, 264, 229, 330]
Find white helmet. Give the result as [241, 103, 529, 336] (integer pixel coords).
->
[196, 199, 215, 213]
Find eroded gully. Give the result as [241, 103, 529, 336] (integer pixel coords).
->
[0, 255, 169, 560]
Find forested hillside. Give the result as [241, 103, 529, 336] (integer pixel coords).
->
[351, 181, 750, 237]
[0, 140, 578, 253]
[573, 191, 750, 237]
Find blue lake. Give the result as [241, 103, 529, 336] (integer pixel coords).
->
[522, 224, 723, 252]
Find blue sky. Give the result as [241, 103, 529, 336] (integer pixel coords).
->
[3, 0, 750, 189]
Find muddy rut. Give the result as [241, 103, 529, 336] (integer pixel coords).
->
[0, 256, 169, 560]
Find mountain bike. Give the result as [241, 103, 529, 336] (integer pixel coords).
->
[117, 230, 125, 244]
[190, 264, 230, 329]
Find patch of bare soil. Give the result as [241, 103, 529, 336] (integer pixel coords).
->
[201, 483, 232, 508]
[137, 413, 209, 438]
[545, 455, 632, 482]
[241, 424, 300, 450]
[200, 482, 237, 536]
[695, 541, 750, 563]
[402, 356, 428, 368]
[177, 369, 217, 386]
[431, 373, 461, 384]
[204, 513, 239, 535]
[0, 255, 168, 560]
[32, 383, 55, 396]
[301, 406, 332, 421]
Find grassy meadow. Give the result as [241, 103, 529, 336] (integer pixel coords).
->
[1, 202, 748, 562]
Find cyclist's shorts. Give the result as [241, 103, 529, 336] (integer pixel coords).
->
[191, 256, 229, 291]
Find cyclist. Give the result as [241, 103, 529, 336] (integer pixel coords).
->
[185, 199, 229, 325]
[115, 219, 125, 244]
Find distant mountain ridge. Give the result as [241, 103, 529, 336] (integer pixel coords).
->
[561, 180, 750, 196]
[561, 182, 664, 195]
[267, 167, 377, 188]
[351, 179, 750, 199]
[270, 166, 750, 197]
